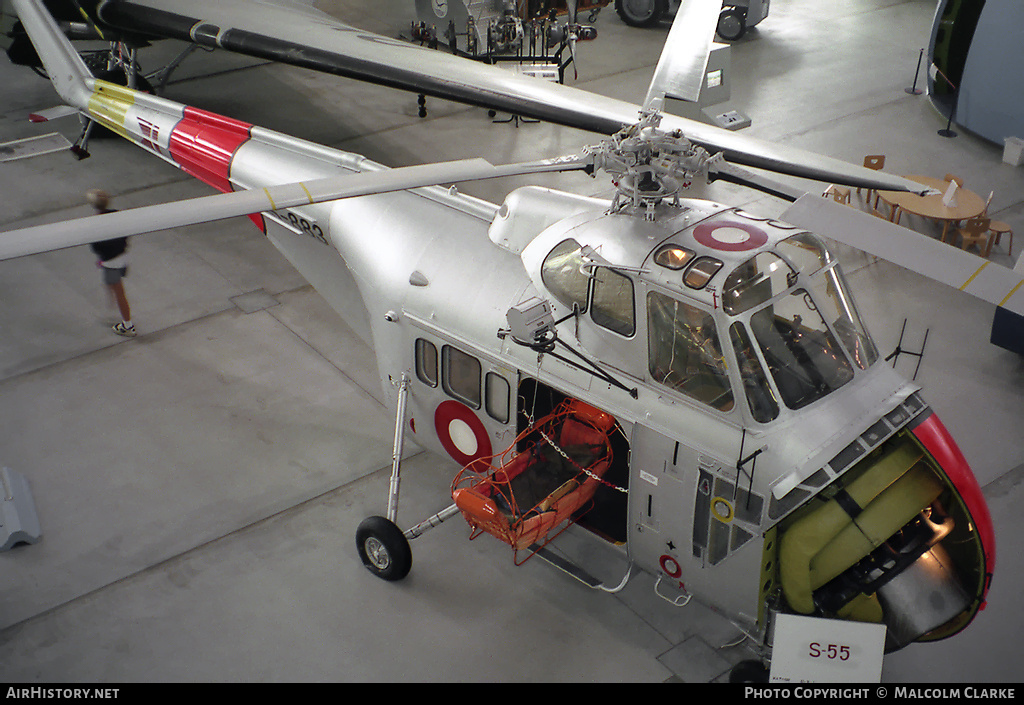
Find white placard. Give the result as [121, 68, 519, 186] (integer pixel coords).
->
[769, 613, 886, 683]
[942, 180, 959, 207]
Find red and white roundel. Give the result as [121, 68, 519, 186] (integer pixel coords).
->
[693, 221, 769, 252]
[435, 400, 492, 470]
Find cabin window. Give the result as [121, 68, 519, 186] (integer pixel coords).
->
[415, 339, 438, 387]
[654, 244, 695, 270]
[485, 372, 510, 424]
[683, 257, 723, 289]
[541, 239, 589, 312]
[776, 232, 831, 274]
[442, 345, 482, 409]
[591, 266, 635, 337]
[723, 252, 795, 315]
[748, 289, 855, 410]
[648, 292, 734, 411]
[729, 323, 779, 423]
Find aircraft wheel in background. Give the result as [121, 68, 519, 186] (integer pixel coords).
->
[614, 0, 669, 28]
[717, 7, 747, 40]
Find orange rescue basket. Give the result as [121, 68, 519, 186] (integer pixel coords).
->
[451, 399, 616, 563]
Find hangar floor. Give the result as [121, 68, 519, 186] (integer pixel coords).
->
[1, 0, 1022, 683]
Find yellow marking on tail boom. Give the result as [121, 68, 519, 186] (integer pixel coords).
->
[87, 80, 136, 138]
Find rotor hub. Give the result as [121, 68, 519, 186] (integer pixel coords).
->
[590, 112, 716, 218]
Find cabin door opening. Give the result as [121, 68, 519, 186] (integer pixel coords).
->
[516, 377, 630, 544]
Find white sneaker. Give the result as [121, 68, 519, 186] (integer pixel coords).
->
[113, 322, 136, 337]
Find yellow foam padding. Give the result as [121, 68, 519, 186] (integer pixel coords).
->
[808, 465, 944, 588]
[87, 80, 135, 138]
[778, 439, 931, 614]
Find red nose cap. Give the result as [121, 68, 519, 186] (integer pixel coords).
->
[911, 413, 995, 596]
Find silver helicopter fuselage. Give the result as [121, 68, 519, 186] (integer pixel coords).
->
[9, 0, 994, 652]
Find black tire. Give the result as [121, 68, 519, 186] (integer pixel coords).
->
[615, 0, 669, 28]
[717, 7, 747, 41]
[356, 516, 412, 581]
[729, 659, 770, 683]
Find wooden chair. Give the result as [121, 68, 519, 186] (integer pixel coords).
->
[858, 155, 885, 207]
[823, 184, 851, 205]
[944, 173, 964, 187]
[980, 191, 1014, 257]
[987, 220, 1013, 257]
[956, 216, 992, 254]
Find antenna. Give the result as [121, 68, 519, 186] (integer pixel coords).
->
[885, 319, 929, 381]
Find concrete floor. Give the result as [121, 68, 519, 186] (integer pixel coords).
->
[1, 0, 1023, 683]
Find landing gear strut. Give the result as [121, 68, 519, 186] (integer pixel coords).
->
[355, 373, 461, 581]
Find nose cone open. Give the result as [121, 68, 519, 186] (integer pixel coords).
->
[775, 407, 995, 650]
[909, 412, 995, 639]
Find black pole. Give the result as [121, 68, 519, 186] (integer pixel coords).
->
[905, 48, 924, 95]
[939, 83, 959, 138]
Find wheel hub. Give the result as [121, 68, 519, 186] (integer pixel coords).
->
[364, 537, 391, 570]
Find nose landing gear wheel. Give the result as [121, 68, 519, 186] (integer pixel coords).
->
[356, 516, 412, 581]
[729, 659, 769, 683]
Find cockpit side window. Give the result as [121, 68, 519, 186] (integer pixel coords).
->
[807, 265, 879, 370]
[591, 266, 635, 337]
[541, 239, 589, 313]
[748, 289, 855, 410]
[648, 292, 734, 412]
[729, 323, 779, 423]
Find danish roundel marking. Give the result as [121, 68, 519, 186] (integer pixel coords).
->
[693, 221, 769, 252]
[660, 554, 682, 579]
[435, 400, 492, 470]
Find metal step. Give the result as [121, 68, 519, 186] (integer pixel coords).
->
[528, 544, 603, 589]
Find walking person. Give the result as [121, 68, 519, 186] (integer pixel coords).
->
[86, 189, 135, 337]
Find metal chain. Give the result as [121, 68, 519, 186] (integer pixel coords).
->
[536, 427, 628, 494]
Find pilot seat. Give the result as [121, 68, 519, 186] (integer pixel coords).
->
[451, 398, 616, 563]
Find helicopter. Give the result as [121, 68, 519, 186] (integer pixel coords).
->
[2, 0, 1007, 680]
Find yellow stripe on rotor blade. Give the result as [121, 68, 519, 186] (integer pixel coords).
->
[999, 278, 1024, 308]
[263, 188, 277, 210]
[300, 183, 313, 204]
[959, 261, 990, 291]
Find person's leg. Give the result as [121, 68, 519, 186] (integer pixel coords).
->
[104, 268, 135, 336]
[109, 280, 131, 323]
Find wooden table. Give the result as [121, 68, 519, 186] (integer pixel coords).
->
[877, 175, 987, 242]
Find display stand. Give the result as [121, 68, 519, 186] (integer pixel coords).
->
[769, 614, 886, 683]
[930, 64, 959, 138]
[905, 48, 924, 95]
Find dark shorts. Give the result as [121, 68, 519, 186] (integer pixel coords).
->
[102, 265, 128, 285]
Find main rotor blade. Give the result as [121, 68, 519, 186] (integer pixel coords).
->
[0, 154, 591, 261]
[92, 0, 931, 196]
[782, 195, 1024, 317]
[643, 0, 720, 110]
[711, 161, 807, 202]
